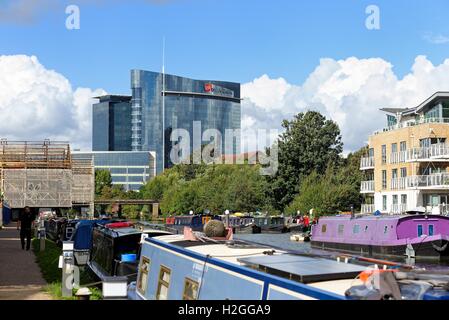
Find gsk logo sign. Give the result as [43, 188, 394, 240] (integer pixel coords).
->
[204, 83, 214, 93]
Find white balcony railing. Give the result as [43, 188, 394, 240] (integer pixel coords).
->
[407, 173, 449, 189]
[390, 151, 407, 164]
[376, 117, 449, 134]
[391, 203, 407, 214]
[390, 177, 407, 190]
[360, 180, 375, 193]
[361, 204, 375, 214]
[407, 143, 449, 161]
[360, 156, 375, 169]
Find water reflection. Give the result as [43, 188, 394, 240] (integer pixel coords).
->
[234, 233, 449, 271]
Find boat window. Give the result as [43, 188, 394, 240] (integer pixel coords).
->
[156, 265, 171, 300]
[428, 225, 434, 236]
[338, 224, 344, 235]
[137, 257, 150, 295]
[383, 225, 388, 234]
[321, 224, 327, 233]
[417, 225, 423, 237]
[353, 224, 360, 234]
[183, 278, 199, 300]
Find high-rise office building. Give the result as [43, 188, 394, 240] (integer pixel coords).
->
[92, 95, 132, 151]
[130, 70, 241, 174]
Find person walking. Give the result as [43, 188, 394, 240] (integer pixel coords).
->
[17, 206, 36, 251]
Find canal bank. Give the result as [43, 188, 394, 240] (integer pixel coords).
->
[0, 222, 51, 300]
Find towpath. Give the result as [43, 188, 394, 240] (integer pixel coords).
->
[0, 222, 52, 300]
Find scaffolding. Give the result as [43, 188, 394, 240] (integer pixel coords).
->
[0, 140, 94, 210]
[72, 157, 95, 206]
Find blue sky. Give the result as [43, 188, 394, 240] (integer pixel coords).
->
[2, 0, 449, 151]
[1, 0, 449, 93]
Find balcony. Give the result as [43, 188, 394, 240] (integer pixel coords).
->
[361, 204, 375, 214]
[360, 180, 375, 193]
[360, 156, 374, 170]
[407, 143, 449, 162]
[407, 173, 449, 189]
[391, 203, 407, 214]
[375, 117, 449, 134]
[390, 177, 407, 190]
[390, 151, 407, 164]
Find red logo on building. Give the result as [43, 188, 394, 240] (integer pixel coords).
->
[204, 83, 214, 93]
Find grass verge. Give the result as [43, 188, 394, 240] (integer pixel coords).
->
[32, 238, 102, 300]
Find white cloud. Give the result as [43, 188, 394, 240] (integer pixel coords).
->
[423, 33, 449, 45]
[242, 55, 449, 153]
[0, 54, 105, 150]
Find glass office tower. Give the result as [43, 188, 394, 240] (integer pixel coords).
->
[72, 151, 156, 191]
[131, 70, 241, 174]
[92, 95, 132, 151]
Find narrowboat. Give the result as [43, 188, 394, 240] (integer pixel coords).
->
[69, 219, 111, 266]
[170, 214, 220, 232]
[223, 215, 261, 234]
[129, 230, 369, 300]
[311, 214, 449, 260]
[88, 222, 173, 282]
[44, 217, 67, 244]
[128, 224, 449, 300]
[254, 216, 289, 233]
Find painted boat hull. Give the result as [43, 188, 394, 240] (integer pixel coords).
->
[260, 225, 289, 234]
[233, 224, 261, 234]
[311, 238, 449, 260]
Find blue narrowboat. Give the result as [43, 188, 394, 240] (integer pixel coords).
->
[129, 233, 449, 300]
[88, 222, 173, 282]
[129, 233, 368, 300]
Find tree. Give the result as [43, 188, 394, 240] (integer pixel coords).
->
[95, 170, 112, 197]
[121, 205, 141, 220]
[285, 147, 366, 216]
[267, 111, 343, 210]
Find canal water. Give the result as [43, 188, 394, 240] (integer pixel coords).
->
[234, 233, 449, 271]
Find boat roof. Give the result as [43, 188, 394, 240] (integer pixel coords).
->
[238, 254, 366, 284]
[151, 234, 280, 264]
[149, 234, 365, 284]
[95, 225, 142, 238]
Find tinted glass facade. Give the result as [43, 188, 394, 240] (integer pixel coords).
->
[92, 95, 132, 151]
[130, 70, 241, 174]
[72, 151, 156, 191]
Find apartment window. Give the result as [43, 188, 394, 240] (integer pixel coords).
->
[156, 266, 171, 300]
[381, 145, 387, 164]
[392, 169, 398, 179]
[382, 195, 387, 211]
[400, 141, 407, 152]
[400, 167, 407, 178]
[401, 194, 407, 205]
[137, 257, 150, 295]
[393, 195, 398, 205]
[391, 143, 397, 153]
[368, 148, 374, 157]
[382, 170, 387, 189]
[183, 278, 199, 300]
